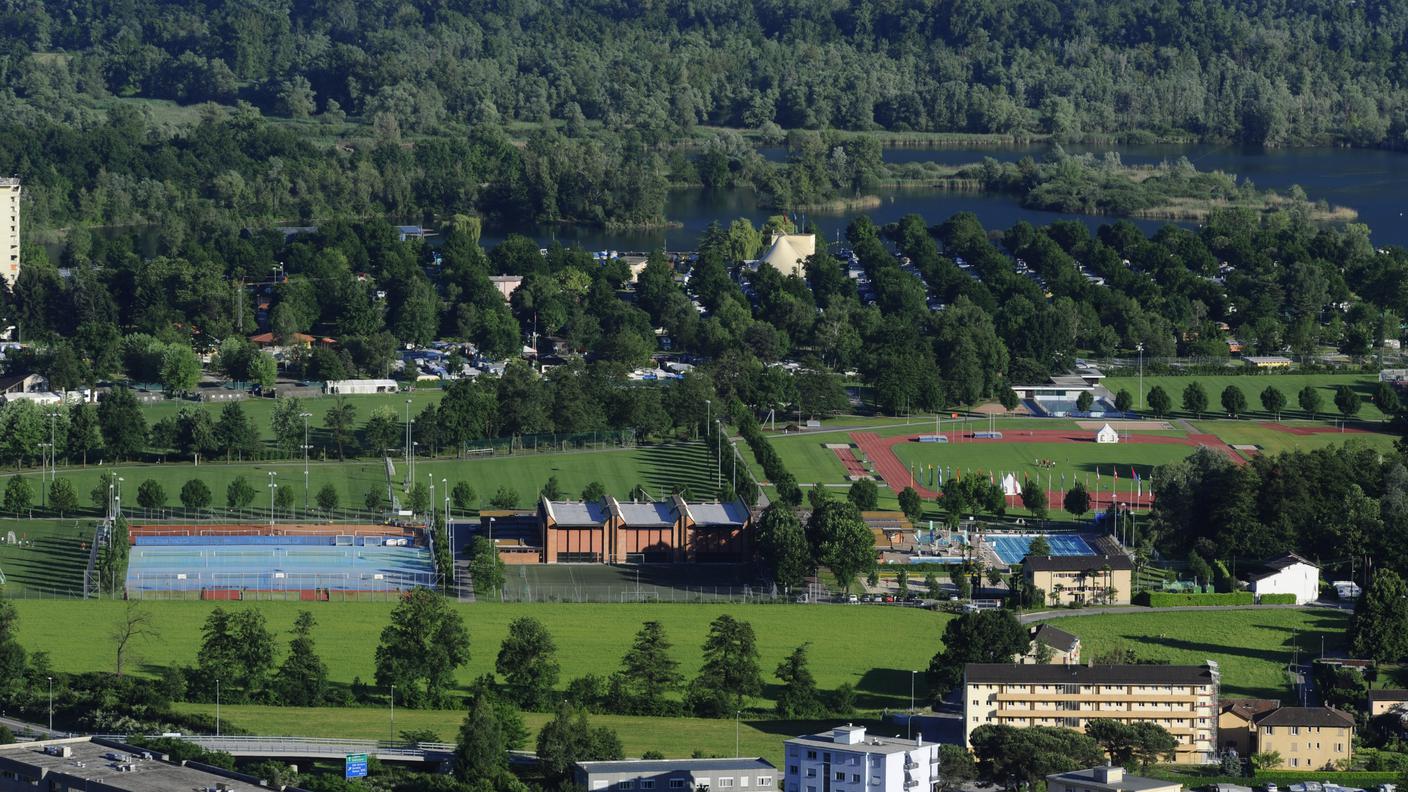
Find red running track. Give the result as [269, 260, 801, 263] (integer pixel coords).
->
[850, 427, 1246, 508]
[831, 446, 869, 478]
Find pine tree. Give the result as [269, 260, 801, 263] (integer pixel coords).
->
[615, 620, 682, 715]
[275, 611, 328, 705]
[774, 643, 823, 718]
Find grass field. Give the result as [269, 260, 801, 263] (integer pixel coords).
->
[0, 519, 95, 595]
[1041, 607, 1350, 699]
[138, 391, 446, 444]
[169, 704, 875, 764]
[10, 600, 948, 711]
[10, 442, 715, 521]
[1103, 373, 1387, 421]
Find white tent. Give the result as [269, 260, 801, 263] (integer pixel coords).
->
[1001, 473, 1023, 497]
[1095, 423, 1119, 444]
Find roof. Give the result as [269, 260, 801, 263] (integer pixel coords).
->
[615, 500, 678, 527]
[1046, 769, 1176, 792]
[542, 499, 609, 526]
[1368, 690, 1408, 703]
[1031, 624, 1080, 654]
[1024, 554, 1134, 572]
[684, 500, 750, 527]
[1220, 699, 1281, 722]
[785, 730, 925, 755]
[1255, 706, 1354, 728]
[576, 758, 775, 776]
[0, 372, 42, 393]
[965, 663, 1218, 686]
[0, 738, 272, 792]
[1249, 553, 1319, 582]
[760, 234, 816, 273]
[861, 511, 913, 532]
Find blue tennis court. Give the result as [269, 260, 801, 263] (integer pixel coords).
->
[126, 542, 435, 592]
[986, 534, 1096, 565]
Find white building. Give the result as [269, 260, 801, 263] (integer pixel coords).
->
[758, 233, 816, 279]
[783, 724, 938, 792]
[1249, 553, 1320, 605]
[1095, 423, 1119, 444]
[323, 378, 399, 395]
[1046, 767, 1182, 792]
[1, 178, 18, 287]
[574, 758, 777, 792]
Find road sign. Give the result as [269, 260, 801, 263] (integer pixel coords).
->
[345, 753, 368, 779]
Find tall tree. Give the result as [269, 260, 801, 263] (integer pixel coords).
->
[774, 643, 824, 718]
[807, 498, 875, 593]
[324, 397, 357, 459]
[686, 614, 763, 717]
[374, 587, 471, 708]
[1349, 569, 1408, 661]
[1220, 385, 1247, 417]
[1335, 385, 1362, 418]
[927, 609, 1029, 691]
[1181, 382, 1208, 418]
[755, 505, 812, 591]
[109, 600, 157, 677]
[495, 617, 560, 710]
[1298, 385, 1322, 418]
[275, 611, 329, 706]
[98, 387, 148, 460]
[536, 705, 625, 784]
[1146, 386, 1171, 417]
[614, 620, 682, 716]
[1260, 386, 1286, 420]
[68, 403, 101, 465]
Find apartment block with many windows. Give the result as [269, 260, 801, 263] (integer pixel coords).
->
[783, 725, 938, 792]
[963, 663, 1220, 764]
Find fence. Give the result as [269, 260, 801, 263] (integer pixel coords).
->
[494, 583, 788, 604]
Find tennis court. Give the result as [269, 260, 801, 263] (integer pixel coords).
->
[126, 534, 435, 593]
[985, 533, 1096, 565]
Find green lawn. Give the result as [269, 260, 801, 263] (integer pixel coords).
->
[11, 600, 948, 711]
[1040, 607, 1350, 699]
[1103, 373, 1386, 421]
[139, 391, 446, 444]
[7, 442, 714, 521]
[170, 704, 876, 765]
[1196, 419, 1399, 455]
[0, 518, 95, 595]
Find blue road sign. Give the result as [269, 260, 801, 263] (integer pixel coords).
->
[345, 753, 368, 779]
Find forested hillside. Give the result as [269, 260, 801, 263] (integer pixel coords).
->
[4, 0, 1408, 147]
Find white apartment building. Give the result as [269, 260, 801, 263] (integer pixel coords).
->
[783, 725, 938, 792]
[1, 178, 18, 287]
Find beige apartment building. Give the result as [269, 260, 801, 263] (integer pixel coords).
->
[1022, 554, 1134, 606]
[1218, 699, 1281, 756]
[1, 178, 18, 287]
[1255, 707, 1354, 770]
[1368, 689, 1408, 718]
[963, 663, 1220, 764]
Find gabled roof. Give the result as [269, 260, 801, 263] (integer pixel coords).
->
[614, 499, 678, 527]
[1265, 552, 1319, 571]
[1024, 554, 1133, 572]
[541, 498, 609, 526]
[1031, 624, 1080, 654]
[681, 499, 750, 527]
[1368, 689, 1408, 703]
[1220, 699, 1281, 722]
[1255, 706, 1354, 728]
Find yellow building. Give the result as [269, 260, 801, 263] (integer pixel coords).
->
[1023, 554, 1134, 606]
[1, 178, 18, 287]
[1047, 766, 1183, 792]
[1218, 699, 1281, 757]
[963, 662, 1220, 764]
[1255, 707, 1354, 770]
[1368, 690, 1408, 718]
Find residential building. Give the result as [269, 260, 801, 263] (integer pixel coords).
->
[574, 758, 777, 792]
[537, 496, 753, 564]
[1248, 553, 1320, 605]
[1018, 624, 1080, 665]
[1022, 554, 1134, 606]
[1046, 766, 1182, 792]
[963, 662, 1220, 764]
[1218, 699, 1281, 756]
[1254, 707, 1354, 770]
[0, 372, 48, 395]
[0, 736, 277, 792]
[490, 275, 524, 300]
[322, 379, 400, 395]
[1, 178, 17, 287]
[1368, 690, 1408, 718]
[783, 724, 939, 792]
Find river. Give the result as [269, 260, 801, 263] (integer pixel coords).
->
[481, 143, 1408, 252]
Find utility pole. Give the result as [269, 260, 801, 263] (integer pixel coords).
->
[267, 471, 277, 525]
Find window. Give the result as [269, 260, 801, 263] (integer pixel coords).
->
[738, 779, 749, 787]
[671, 781, 686, 789]
[788, 767, 799, 776]
[620, 782, 634, 790]
[806, 769, 817, 778]
[641, 782, 654, 790]
[835, 772, 846, 781]
[1336, 744, 1344, 752]
[807, 752, 817, 760]
[851, 775, 860, 783]
[759, 778, 773, 787]
[718, 779, 734, 788]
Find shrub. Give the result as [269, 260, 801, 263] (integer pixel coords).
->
[1258, 593, 1297, 605]
[1133, 591, 1256, 607]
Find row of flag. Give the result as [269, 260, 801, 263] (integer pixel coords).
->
[914, 464, 1153, 498]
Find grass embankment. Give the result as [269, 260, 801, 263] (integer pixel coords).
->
[9, 442, 715, 526]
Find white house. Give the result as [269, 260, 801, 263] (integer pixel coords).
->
[783, 724, 938, 792]
[1095, 424, 1119, 444]
[323, 379, 399, 395]
[1250, 553, 1320, 604]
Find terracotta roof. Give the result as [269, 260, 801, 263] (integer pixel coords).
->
[1024, 554, 1134, 572]
[1220, 699, 1281, 722]
[1255, 707, 1354, 728]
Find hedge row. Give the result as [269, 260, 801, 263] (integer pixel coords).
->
[735, 411, 802, 507]
[1258, 593, 1298, 604]
[1134, 591, 1256, 606]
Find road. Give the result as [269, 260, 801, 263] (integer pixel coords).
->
[0, 714, 67, 739]
[1018, 602, 1342, 624]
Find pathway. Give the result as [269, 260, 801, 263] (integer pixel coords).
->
[1018, 602, 1316, 624]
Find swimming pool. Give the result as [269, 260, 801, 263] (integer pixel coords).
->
[986, 534, 1096, 565]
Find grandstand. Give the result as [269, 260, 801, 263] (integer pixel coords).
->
[124, 524, 435, 599]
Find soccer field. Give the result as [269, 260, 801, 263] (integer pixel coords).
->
[0, 518, 95, 595]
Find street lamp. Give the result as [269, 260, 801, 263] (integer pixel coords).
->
[47, 676, 53, 733]
[267, 471, 278, 525]
[216, 678, 221, 736]
[1136, 342, 1145, 410]
[390, 684, 395, 741]
[734, 710, 741, 757]
[908, 670, 917, 739]
[300, 412, 312, 515]
[428, 474, 436, 524]
[116, 477, 124, 517]
[716, 419, 722, 486]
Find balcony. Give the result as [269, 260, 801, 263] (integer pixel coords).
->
[904, 781, 918, 789]
[904, 762, 919, 770]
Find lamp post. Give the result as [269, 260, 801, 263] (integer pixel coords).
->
[704, 399, 711, 441]
[1137, 342, 1145, 410]
[404, 398, 413, 490]
[116, 477, 124, 518]
[300, 411, 312, 515]
[39, 443, 52, 507]
[488, 516, 495, 544]
[908, 670, 917, 739]
[47, 676, 53, 733]
[267, 471, 277, 525]
[216, 678, 221, 736]
[108, 482, 114, 521]
[716, 419, 722, 487]
[734, 710, 741, 758]
[428, 474, 436, 525]
[390, 685, 395, 741]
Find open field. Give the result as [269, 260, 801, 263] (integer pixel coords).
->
[6, 442, 715, 521]
[1041, 606, 1350, 699]
[170, 704, 872, 765]
[1103, 373, 1387, 421]
[0, 519, 95, 595]
[10, 600, 948, 710]
[138, 391, 446, 444]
